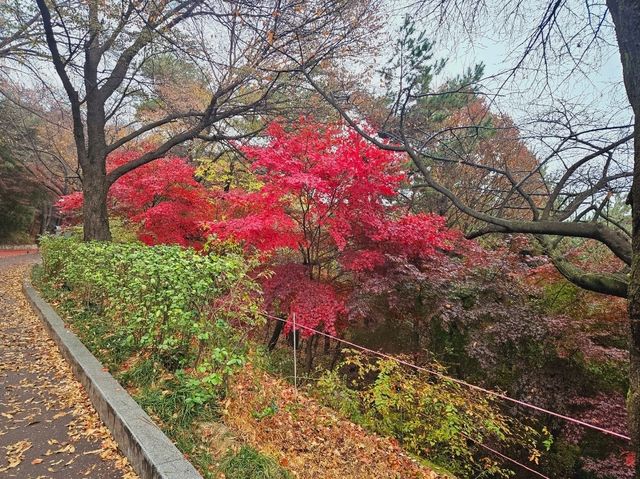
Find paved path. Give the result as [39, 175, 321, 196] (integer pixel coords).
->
[0, 249, 37, 257]
[0, 253, 136, 478]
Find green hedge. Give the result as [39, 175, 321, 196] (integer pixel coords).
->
[39, 236, 260, 399]
[37, 236, 299, 478]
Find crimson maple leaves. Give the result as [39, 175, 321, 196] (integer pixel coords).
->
[209, 120, 460, 339]
[58, 149, 213, 247]
[58, 120, 461, 339]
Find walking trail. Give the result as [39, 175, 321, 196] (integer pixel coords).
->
[0, 252, 136, 478]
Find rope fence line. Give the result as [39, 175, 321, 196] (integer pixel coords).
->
[460, 433, 551, 479]
[260, 311, 556, 478]
[258, 310, 630, 442]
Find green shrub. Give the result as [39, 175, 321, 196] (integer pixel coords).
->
[56, 217, 141, 244]
[36, 236, 297, 479]
[39, 235, 260, 406]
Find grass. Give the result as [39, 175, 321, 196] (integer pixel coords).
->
[219, 446, 292, 479]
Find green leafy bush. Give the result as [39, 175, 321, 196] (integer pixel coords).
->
[60, 218, 141, 244]
[36, 237, 295, 478]
[316, 351, 550, 478]
[39, 235, 260, 405]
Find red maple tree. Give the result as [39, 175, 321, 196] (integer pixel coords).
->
[208, 119, 461, 344]
[57, 149, 213, 247]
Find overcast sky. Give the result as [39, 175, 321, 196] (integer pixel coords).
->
[381, 0, 631, 128]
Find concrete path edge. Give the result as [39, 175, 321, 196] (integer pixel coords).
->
[22, 276, 203, 479]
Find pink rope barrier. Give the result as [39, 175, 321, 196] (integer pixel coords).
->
[259, 311, 631, 442]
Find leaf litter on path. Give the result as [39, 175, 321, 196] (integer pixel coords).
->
[0, 263, 137, 478]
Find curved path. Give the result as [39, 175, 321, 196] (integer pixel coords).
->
[0, 252, 136, 478]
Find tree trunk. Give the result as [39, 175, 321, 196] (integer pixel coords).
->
[306, 336, 315, 373]
[82, 164, 111, 241]
[629, 121, 640, 478]
[607, 0, 640, 473]
[330, 342, 342, 370]
[268, 320, 285, 351]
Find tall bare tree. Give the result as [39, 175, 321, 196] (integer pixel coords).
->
[3, 0, 380, 240]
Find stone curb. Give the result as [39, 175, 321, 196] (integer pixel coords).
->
[22, 277, 203, 479]
[0, 244, 38, 250]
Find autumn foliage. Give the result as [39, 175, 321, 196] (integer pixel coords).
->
[208, 120, 461, 339]
[51, 120, 632, 478]
[56, 124, 461, 339]
[57, 150, 213, 247]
